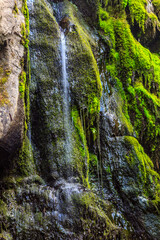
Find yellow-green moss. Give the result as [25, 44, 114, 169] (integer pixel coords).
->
[18, 135, 35, 176]
[17, 0, 33, 176]
[19, 71, 26, 99]
[71, 107, 90, 187]
[153, 0, 160, 19]
[98, 5, 160, 167]
[21, 22, 29, 48]
[0, 232, 12, 240]
[22, 0, 29, 37]
[124, 136, 160, 210]
[0, 67, 11, 106]
[0, 199, 8, 216]
[13, 1, 19, 15]
[120, 0, 160, 32]
[66, 1, 102, 119]
[73, 191, 129, 238]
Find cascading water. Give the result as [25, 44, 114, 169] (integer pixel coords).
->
[60, 31, 72, 164]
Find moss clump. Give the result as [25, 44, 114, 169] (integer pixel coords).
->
[124, 136, 160, 211]
[33, 0, 59, 36]
[0, 232, 12, 240]
[13, 1, 19, 15]
[120, 0, 160, 32]
[73, 191, 129, 239]
[18, 135, 35, 176]
[20, 0, 30, 48]
[71, 107, 90, 187]
[19, 70, 26, 99]
[22, 0, 29, 37]
[125, 136, 153, 182]
[153, 0, 160, 19]
[0, 199, 8, 216]
[0, 67, 11, 106]
[21, 22, 29, 48]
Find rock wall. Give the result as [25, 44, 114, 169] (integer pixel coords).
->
[0, 0, 25, 170]
[0, 0, 160, 239]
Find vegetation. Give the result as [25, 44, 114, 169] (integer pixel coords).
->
[13, 1, 19, 15]
[98, 0, 160, 170]
[1, 0, 160, 238]
[17, 0, 32, 176]
[0, 67, 11, 106]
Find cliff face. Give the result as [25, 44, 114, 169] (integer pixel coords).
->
[0, 0, 25, 172]
[0, 0, 160, 239]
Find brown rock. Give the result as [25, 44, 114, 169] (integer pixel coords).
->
[0, 0, 25, 154]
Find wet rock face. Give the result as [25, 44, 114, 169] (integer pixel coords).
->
[29, 0, 63, 181]
[0, 0, 25, 154]
[0, 175, 129, 240]
[99, 106, 160, 239]
[29, 0, 101, 182]
[59, 15, 74, 35]
[1, 0, 160, 239]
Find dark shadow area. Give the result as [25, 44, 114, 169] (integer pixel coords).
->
[0, 146, 10, 179]
[147, 31, 160, 53]
[128, 20, 160, 54]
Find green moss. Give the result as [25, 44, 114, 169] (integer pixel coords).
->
[73, 191, 129, 238]
[18, 135, 35, 176]
[71, 107, 90, 187]
[0, 67, 11, 106]
[153, 0, 160, 19]
[19, 71, 26, 99]
[89, 153, 99, 182]
[128, 82, 160, 161]
[98, 4, 160, 86]
[124, 136, 160, 210]
[0, 200, 8, 216]
[16, 0, 33, 176]
[98, 5, 160, 167]
[125, 136, 153, 172]
[34, 0, 59, 36]
[22, 0, 29, 36]
[0, 232, 12, 240]
[13, 1, 19, 15]
[21, 22, 29, 48]
[98, 2, 160, 209]
[66, 1, 102, 103]
[127, 0, 147, 31]
[73, 192, 115, 237]
[20, 0, 30, 48]
[120, 0, 160, 32]
[99, 12, 115, 48]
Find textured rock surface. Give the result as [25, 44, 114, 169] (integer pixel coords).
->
[0, 0, 25, 155]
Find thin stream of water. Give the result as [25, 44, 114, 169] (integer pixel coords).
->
[61, 31, 72, 164]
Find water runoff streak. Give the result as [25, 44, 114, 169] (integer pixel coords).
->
[61, 31, 72, 164]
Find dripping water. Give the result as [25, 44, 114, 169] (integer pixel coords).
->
[60, 31, 72, 165]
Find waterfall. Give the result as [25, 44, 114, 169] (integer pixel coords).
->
[61, 31, 68, 105]
[60, 31, 72, 164]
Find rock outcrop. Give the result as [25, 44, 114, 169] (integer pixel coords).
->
[0, 0, 25, 161]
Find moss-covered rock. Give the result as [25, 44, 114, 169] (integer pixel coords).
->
[1, 0, 160, 239]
